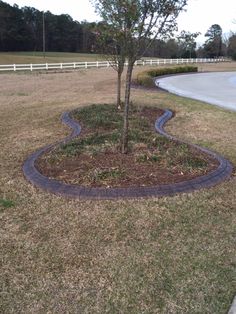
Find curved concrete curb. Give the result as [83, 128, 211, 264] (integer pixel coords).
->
[23, 110, 233, 199]
[228, 296, 236, 314]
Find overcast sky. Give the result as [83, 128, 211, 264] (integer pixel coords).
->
[3, 0, 236, 44]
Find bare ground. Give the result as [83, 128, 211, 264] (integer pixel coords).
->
[0, 62, 236, 313]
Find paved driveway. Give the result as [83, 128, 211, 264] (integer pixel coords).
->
[155, 72, 236, 111]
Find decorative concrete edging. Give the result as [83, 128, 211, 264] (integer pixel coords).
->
[23, 110, 233, 199]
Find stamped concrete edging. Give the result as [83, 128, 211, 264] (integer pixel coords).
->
[23, 109, 233, 199]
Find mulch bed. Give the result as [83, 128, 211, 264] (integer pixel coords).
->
[36, 107, 219, 188]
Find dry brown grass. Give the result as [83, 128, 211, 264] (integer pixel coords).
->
[0, 62, 236, 313]
[195, 61, 236, 72]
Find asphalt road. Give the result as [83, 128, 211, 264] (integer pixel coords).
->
[155, 72, 236, 112]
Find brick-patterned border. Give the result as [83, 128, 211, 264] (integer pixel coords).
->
[22, 110, 233, 199]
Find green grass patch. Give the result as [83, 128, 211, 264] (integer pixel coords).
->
[72, 104, 124, 130]
[0, 198, 15, 210]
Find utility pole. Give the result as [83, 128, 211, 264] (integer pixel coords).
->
[43, 11, 46, 58]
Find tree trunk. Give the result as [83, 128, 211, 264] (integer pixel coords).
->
[121, 61, 134, 154]
[117, 70, 122, 110]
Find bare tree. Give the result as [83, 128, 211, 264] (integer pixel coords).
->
[94, 22, 125, 109]
[92, 0, 188, 153]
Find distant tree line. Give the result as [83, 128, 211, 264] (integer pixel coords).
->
[0, 1, 235, 60]
[0, 0, 96, 52]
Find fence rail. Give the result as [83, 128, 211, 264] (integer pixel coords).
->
[0, 58, 228, 72]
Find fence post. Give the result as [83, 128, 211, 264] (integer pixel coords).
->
[96, 61, 99, 68]
[30, 64, 33, 71]
[60, 63, 63, 69]
[46, 63, 48, 70]
[13, 64, 16, 71]
[85, 62, 88, 69]
[73, 62, 76, 69]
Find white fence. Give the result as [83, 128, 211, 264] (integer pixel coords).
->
[0, 58, 228, 72]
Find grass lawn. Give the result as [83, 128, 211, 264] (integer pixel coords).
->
[0, 51, 106, 65]
[0, 62, 235, 313]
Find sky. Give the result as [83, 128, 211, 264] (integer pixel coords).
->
[3, 0, 236, 44]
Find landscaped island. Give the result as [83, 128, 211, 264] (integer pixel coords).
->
[36, 103, 218, 188]
[22, 66, 233, 198]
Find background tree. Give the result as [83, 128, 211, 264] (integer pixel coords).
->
[203, 24, 223, 57]
[177, 30, 200, 58]
[142, 38, 179, 58]
[94, 21, 126, 109]
[227, 33, 236, 60]
[0, 2, 29, 51]
[81, 20, 97, 53]
[164, 38, 179, 58]
[0, 0, 89, 53]
[21, 6, 42, 51]
[93, 0, 188, 153]
[0, 1, 11, 51]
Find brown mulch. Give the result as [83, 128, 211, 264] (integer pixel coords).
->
[36, 149, 218, 188]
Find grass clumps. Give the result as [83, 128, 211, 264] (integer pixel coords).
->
[0, 198, 15, 210]
[60, 131, 121, 157]
[72, 103, 123, 130]
[136, 66, 198, 87]
[87, 167, 124, 184]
